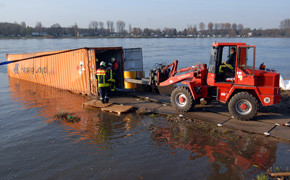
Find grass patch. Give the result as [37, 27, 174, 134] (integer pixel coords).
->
[167, 114, 174, 119]
[256, 173, 268, 180]
[150, 113, 160, 119]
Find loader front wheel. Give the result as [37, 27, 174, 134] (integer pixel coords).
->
[228, 92, 258, 121]
[171, 86, 195, 112]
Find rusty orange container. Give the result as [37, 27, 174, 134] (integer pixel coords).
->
[7, 47, 120, 95]
[7, 47, 143, 95]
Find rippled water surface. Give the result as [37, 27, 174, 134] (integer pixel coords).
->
[0, 38, 289, 179]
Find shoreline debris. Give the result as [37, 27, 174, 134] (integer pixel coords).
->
[54, 111, 81, 123]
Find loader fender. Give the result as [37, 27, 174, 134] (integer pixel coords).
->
[181, 80, 200, 100]
[226, 86, 261, 104]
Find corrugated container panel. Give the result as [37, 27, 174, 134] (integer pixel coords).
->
[7, 48, 91, 94]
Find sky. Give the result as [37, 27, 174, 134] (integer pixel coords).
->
[0, 0, 289, 30]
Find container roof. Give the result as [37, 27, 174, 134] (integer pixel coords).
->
[7, 47, 123, 56]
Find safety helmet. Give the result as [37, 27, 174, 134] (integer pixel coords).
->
[100, 61, 106, 67]
[111, 57, 116, 62]
[108, 63, 112, 67]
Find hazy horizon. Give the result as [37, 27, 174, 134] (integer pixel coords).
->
[0, 0, 289, 30]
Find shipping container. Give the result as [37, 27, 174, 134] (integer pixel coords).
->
[7, 47, 143, 95]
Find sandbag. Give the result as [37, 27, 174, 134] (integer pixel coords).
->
[280, 75, 286, 90]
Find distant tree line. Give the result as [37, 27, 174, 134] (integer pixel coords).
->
[0, 19, 290, 38]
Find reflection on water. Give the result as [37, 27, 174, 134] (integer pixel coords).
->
[1, 77, 287, 179]
[8, 77, 144, 147]
[151, 122, 277, 179]
[51, 113, 144, 149]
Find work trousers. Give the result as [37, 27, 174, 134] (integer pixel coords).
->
[219, 63, 234, 73]
[99, 87, 109, 103]
[110, 82, 116, 92]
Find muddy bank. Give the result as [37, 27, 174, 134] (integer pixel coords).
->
[98, 90, 290, 142]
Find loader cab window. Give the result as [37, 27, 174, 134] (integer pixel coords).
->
[215, 46, 236, 82]
[208, 47, 217, 74]
[237, 47, 255, 75]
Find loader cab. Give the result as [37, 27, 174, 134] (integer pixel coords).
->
[207, 42, 255, 86]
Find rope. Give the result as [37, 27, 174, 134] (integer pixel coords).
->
[0, 47, 86, 66]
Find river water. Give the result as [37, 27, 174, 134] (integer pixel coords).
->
[0, 38, 289, 179]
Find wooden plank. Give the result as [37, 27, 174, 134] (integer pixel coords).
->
[269, 172, 290, 177]
[124, 78, 150, 85]
[101, 104, 133, 115]
[82, 100, 112, 108]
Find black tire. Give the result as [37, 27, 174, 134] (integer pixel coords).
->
[171, 86, 195, 112]
[228, 92, 258, 121]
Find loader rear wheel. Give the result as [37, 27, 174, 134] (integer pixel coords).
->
[171, 86, 195, 112]
[228, 92, 258, 121]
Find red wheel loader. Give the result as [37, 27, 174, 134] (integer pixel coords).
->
[149, 42, 281, 120]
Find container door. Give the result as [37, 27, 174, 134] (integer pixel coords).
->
[88, 49, 98, 95]
[123, 48, 143, 71]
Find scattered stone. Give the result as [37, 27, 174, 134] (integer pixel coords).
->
[264, 132, 270, 136]
[200, 98, 207, 105]
[144, 97, 152, 102]
[188, 119, 193, 123]
[217, 123, 223, 127]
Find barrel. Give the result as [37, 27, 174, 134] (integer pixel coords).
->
[124, 71, 137, 89]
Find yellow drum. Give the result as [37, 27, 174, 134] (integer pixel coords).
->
[124, 71, 137, 89]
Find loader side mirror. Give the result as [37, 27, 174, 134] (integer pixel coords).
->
[259, 63, 266, 70]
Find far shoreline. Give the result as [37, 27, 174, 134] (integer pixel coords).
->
[0, 36, 290, 40]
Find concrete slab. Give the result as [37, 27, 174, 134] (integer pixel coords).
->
[111, 97, 163, 111]
[154, 105, 176, 115]
[128, 92, 171, 103]
[269, 126, 290, 140]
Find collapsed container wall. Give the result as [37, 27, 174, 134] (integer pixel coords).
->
[7, 48, 91, 94]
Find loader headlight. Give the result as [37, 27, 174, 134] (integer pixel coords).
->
[264, 97, 270, 104]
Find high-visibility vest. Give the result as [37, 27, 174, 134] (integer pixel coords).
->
[107, 68, 115, 83]
[96, 68, 109, 87]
